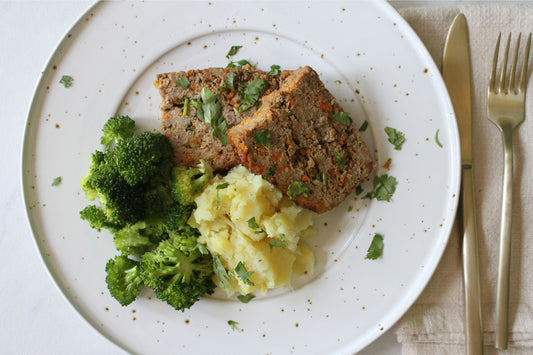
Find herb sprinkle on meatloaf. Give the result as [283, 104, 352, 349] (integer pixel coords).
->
[156, 66, 286, 171]
[227, 66, 375, 214]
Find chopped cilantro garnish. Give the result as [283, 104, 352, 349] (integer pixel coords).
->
[335, 152, 347, 166]
[51, 176, 62, 186]
[333, 111, 353, 125]
[226, 45, 242, 59]
[253, 129, 271, 145]
[213, 255, 231, 288]
[247, 217, 265, 234]
[264, 166, 277, 179]
[363, 174, 397, 202]
[227, 320, 239, 331]
[176, 76, 190, 89]
[59, 75, 73, 88]
[359, 120, 369, 132]
[365, 234, 384, 260]
[435, 129, 443, 148]
[216, 182, 229, 209]
[191, 88, 229, 145]
[267, 64, 281, 76]
[227, 59, 253, 69]
[315, 172, 327, 185]
[287, 181, 309, 199]
[269, 237, 288, 251]
[385, 127, 405, 150]
[238, 78, 269, 112]
[237, 293, 256, 303]
[183, 98, 189, 116]
[355, 185, 364, 195]
[235, 261, 254, 286]
[220, 71, 237, 92]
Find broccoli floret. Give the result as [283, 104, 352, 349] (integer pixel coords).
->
[101, 115, 136, 148]
[113, 221, 155, 257]
[82, 159, 146, 226]
[79, 205, 120, 232]
[171, 160, 213, 206]
[105, 255, 143, 306]
[110, 131, 172, 186]
[145, 184, 173, 218]
[139, 233, 215, 311]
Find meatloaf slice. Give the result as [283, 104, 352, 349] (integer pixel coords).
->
[227, 66, 375, 214]
[156, 66, 285, 170]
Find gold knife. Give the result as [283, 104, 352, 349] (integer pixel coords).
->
[442, 14, 484, 355]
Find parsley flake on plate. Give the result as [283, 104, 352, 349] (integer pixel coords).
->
[384, 126, 405, 150]
[51, 176, 62, 186]
[226, 45, 242, 59]
[59, 75, 73, 88]
[237, 293, 256, 304]
[435, 129, 443, 148]
[364, 174, 397, 202]
[227, 320, 240, 331]
[365, 234, 384, 260]
[267, 64, 282, 76]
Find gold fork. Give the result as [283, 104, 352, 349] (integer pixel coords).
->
[488, 32, 531, 350]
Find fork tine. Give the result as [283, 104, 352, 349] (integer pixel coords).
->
[519, 33, 532, 93]
[490, 33, 502, 92]
[509, 33, 521, 93]
[499, 33, 512, 93]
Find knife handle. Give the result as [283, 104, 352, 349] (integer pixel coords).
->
[462, 167, 484, 355]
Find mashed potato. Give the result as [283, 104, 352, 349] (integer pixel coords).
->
[189, 165, 315, 296]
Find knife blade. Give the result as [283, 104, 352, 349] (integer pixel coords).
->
[442, 13, 484, 355]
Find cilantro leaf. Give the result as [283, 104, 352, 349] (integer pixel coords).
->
[220, 71, 237, 92]
[253, 129, 271, 145]
[269, 237, 288, 252]
[264, 166, 277, 179]
[333, 111, 353, 125]
[247, 217, 265, 234]
[238, 78, 269, 113]
[364, 174, 397, 202]
[192, 88, 229, 145]
[213, 255, 231, 288]
[226, 45, 242, 59]
[385, 127, 405, 150]
[59, 75, 73, 88]
[365, 234, 384, 260]
[237, 293, 256, 303]
[267, 64, 281, 76]
[287, 181, 309, 199]
[435, 129, 443, 148]
[227, 320, 239, 331]
[335, 152, 347, 166]
[216, 182, 229, 209]
[235, 261, 254, 286]
[176, 76, 190, 89]
[51, 176, 62, 186]
[227, 59, 253, 69]
[359, 120, 369, 132]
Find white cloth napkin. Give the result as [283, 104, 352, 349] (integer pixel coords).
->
[395, 4, 533, 355]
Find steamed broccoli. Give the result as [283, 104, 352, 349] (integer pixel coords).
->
[171, 160, 213, 206]
[110, 131, 172, 186]
[105, 255, 143, 306]
[81, 155, 145, 226]
[101, 115, 136, 148]
[140, 232, 215, 311]
[81, 115, 217, 310]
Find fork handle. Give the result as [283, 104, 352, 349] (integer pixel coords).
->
[495, 128, 515, 349]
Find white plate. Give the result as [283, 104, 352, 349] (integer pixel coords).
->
[22, 1, 460, 354]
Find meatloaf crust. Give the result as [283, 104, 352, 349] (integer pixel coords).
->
[227, 66, 375, 214]
[157, 66, 285, 170]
